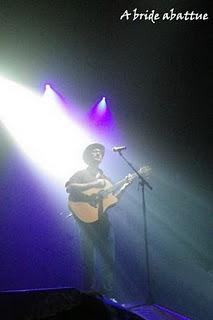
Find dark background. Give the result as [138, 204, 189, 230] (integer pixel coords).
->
[0, 1, 212, 319]
[0, 0, 212, 189]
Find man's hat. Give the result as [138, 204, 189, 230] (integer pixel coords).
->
[83, 143, 105, 164]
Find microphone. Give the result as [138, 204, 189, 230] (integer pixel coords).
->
[112, 146, 126, 152]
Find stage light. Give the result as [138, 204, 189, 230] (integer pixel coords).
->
[0, 76, 93, 183]
[87, 96, 114, 134]
[97, 97, 107, 113]
[45, 84, 51, 90]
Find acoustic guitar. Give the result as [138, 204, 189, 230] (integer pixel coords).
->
[68, 166, 151, 223]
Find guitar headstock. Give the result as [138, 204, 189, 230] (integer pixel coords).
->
[138, 165, 152, 177]
[124, 166, 152, 184]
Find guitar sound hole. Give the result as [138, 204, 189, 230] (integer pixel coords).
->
[89, 196, 98, 208]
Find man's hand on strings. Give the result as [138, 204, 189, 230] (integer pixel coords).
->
[94, 179, 106, 188]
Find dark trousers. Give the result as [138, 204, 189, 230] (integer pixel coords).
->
[78, 218, 114, 296]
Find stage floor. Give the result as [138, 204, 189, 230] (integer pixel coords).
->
[0, 288, 191, 319]
[123, 303, 191, 320]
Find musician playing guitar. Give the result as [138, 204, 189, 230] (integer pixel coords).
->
[65, 143, 133, 297]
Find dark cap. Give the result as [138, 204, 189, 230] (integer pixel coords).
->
[83, 143, 105, 164]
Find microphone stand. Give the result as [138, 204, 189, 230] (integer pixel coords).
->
[117, 150, 153, 305]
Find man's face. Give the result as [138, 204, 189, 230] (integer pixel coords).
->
[90, 148, 103, 164]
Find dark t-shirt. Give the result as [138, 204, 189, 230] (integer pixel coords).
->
[66, 167, 111, 232]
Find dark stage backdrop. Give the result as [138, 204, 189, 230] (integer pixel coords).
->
[0, 1, 212, 320]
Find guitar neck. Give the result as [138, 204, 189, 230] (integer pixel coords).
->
[103, 166, 150, 196]
[106, 171, 138, 194]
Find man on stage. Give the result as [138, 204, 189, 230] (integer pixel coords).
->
[65, 143, 132, 297]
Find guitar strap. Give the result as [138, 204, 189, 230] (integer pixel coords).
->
[98, 196, 104, 220]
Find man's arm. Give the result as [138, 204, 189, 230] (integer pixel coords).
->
[114, 174, 133, 199]
[65, 179, 105, 193]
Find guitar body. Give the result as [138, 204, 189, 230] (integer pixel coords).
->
[67, 166, 151, 223]
[68, 179, 118, 223]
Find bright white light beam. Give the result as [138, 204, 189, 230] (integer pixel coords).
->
[0, 76, 93, 183]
